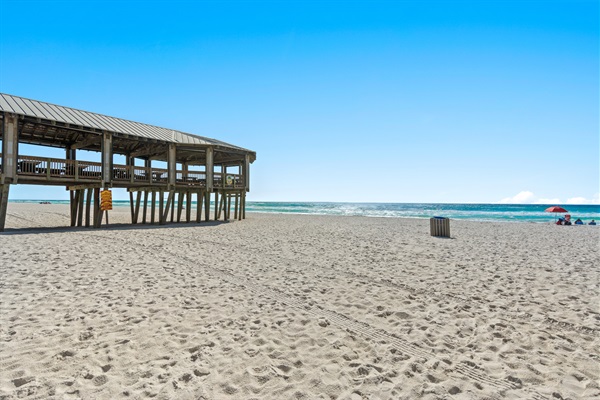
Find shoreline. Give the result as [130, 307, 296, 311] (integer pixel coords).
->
[3, 202, 599, 226]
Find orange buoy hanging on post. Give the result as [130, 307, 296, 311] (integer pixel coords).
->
[100, 189, 113, 211]
[100, 189, 112, 225]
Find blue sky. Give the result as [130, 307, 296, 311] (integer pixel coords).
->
[1, 0, 598, 203]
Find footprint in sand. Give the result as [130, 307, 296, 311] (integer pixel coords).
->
[92, 375, 108, 386]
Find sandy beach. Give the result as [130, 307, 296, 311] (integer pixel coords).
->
[0, 203, 598, 399]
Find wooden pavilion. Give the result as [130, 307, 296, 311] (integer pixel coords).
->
[0, 93, 256, 231]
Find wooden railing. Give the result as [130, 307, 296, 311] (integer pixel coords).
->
[17, 155, 102, 180]
[12, 155, 239, 188]
[176, 170, 207, 186]
[214, 172, 244, 189]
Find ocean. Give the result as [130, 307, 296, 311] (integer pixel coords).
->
[9, 200, 600, 224]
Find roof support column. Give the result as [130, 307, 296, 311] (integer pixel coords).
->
[244, 154, 250, 192]
[206, 147, 214, 192]
[1, 113, 19, 182]
[168, 144, 176, 189]
[101, 132, 113, 187]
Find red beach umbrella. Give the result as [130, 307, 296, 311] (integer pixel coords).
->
[545, 206, 568, 213]
[545, 206, 568, 223]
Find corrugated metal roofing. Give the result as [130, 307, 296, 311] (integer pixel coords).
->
[0, 93, 254, 154]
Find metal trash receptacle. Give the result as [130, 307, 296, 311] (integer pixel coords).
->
[430, 216, 450, 237]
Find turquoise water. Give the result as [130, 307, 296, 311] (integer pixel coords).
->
[9, 200, 600, 223]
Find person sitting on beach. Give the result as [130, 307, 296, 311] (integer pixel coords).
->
[574, 218, 583, 225]
[590, 220, 597, 225]
[563, 215, 572, 225]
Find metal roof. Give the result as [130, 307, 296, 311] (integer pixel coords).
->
[0, 93, 254, 156]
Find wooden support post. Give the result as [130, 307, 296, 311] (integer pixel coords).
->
[159, 191, 165, 225]
[85, 188, 92, 227]
[142, 190, 148, 223]
[2, 114, 19, 180]
[0, 184, 10, 232]
[244, 154, 250, 192]
[151, 191, 156, 224]
[242, 191, 246, 219]
[77, 190, 84, 227]
[177, 191, 184, 222]
[186, 191, 191, 222]
[235, 192, 239, 220]
[222, 192, 229, 221]
[196, 189, 203, 223]
[217, 191, 224, 220]
[129, 191, 135, 222]
[170, 191, 175, 223]
[204, 191, 210, 222]
[101, 133, 113, 186]
[214, 191, 220, 220]
[93, 188, 102, 228]
[70, 190, 80, 226]
[206, 147, 214, 193]
[168, 144, 176, 188]
[133, 191, 142, 224]
[227, 193, 231, 221]
[69, 190, 75, 220]
[162, 191, 174, 225]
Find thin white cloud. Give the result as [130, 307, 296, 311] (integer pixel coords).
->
[498, 191, 535, 204]
[499, 191, 600, 205]
[566, 195, 600, 205]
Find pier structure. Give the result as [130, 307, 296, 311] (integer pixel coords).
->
[0, 93, 256, 231]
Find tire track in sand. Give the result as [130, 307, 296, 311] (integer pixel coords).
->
[81, 231, 544, 397]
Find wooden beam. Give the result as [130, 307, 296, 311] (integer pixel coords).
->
[70, 135, 101, 150]
[127, 186, 166, 193]
[130, 144, 165, 158]
[68, 184, 102, 191]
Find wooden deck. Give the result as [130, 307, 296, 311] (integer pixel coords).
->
[10, 154, 244, 190]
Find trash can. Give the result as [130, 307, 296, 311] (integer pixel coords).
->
[430, 216, 450, 237]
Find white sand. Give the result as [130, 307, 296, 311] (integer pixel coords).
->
[0, 204, 598, 399]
